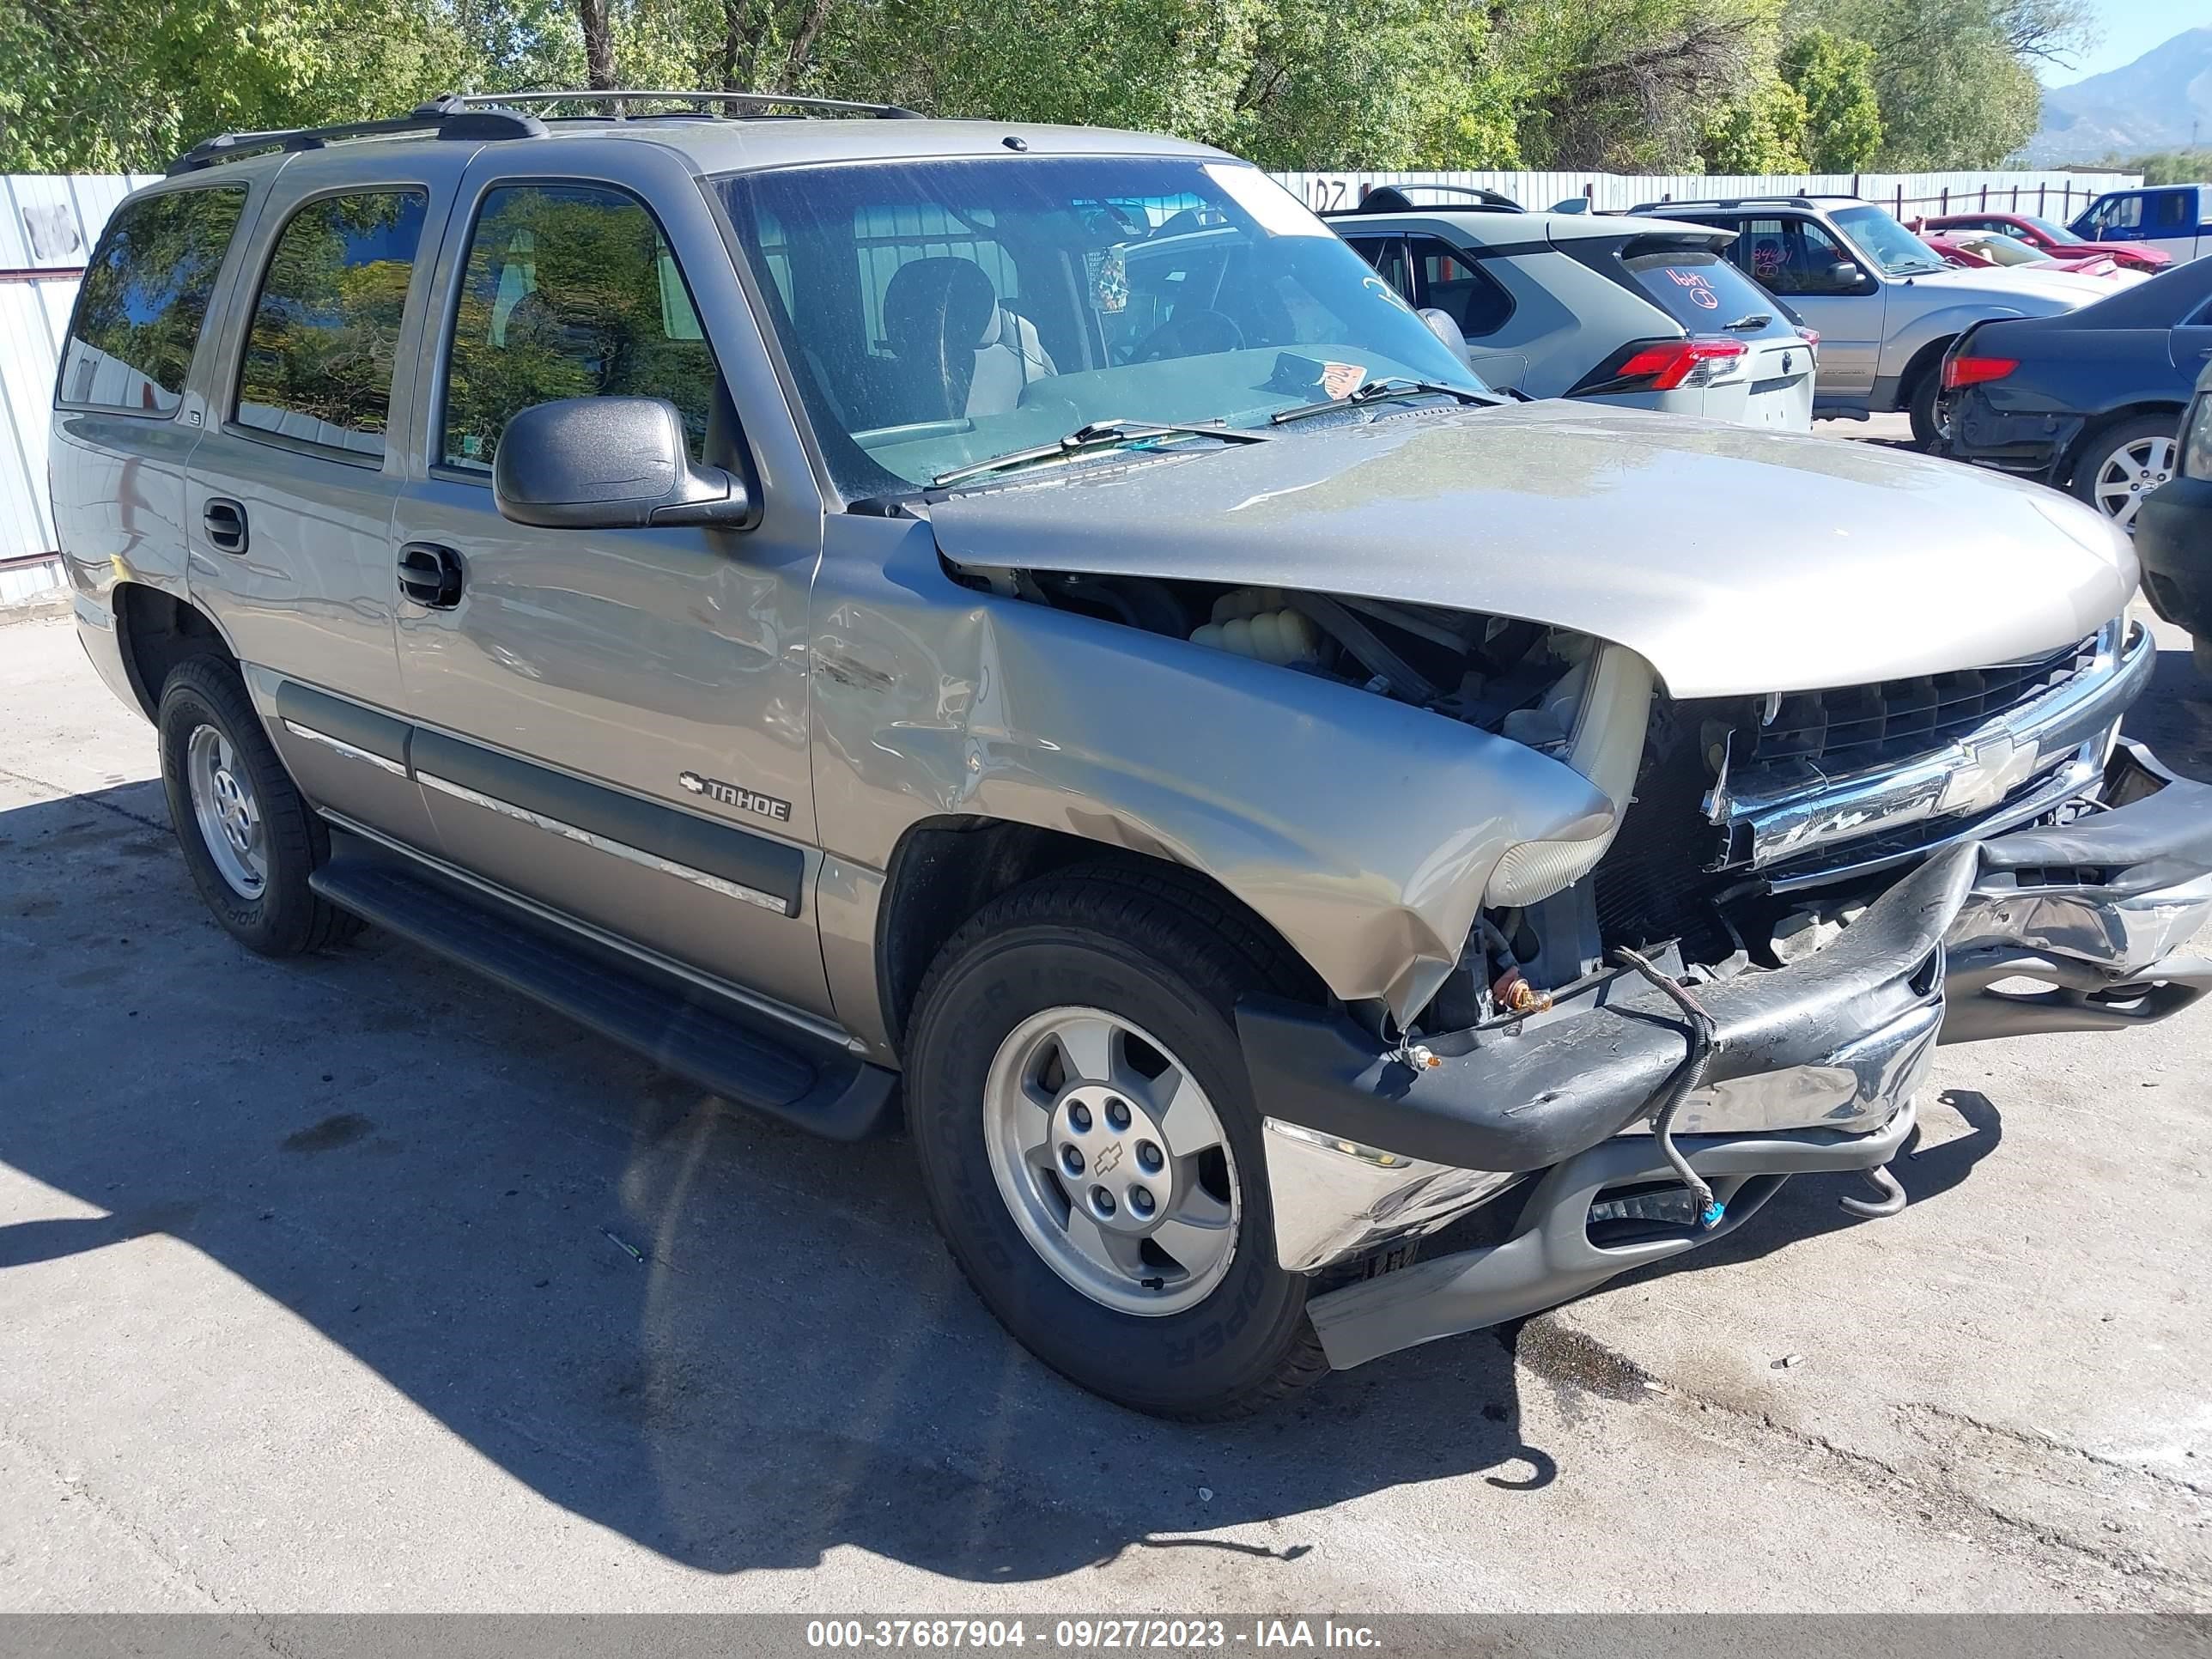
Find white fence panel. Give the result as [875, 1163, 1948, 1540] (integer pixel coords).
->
[1271, 167, 2144, 222]
[0, 173, 156, 578]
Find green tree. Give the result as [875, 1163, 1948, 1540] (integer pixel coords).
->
[1498, 0, 1789, 171]
[0, 0, 473, 172]
[1779, 27, 1881, 169]
[1703, 75, 1810, 172]
[1789, 0, 2093, 168]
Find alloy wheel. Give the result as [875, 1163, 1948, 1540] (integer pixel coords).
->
[185, 722, 267, 899]
[2093, 434, 2176, 532]
[981, 1006, 1239, 1316]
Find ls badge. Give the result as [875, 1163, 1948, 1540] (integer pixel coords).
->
[678, 771, 793, 823]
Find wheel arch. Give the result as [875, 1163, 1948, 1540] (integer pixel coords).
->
[873, 817, 1318, 1060]
[113, 582, 240, 720]
[1895, 331, 1960, 410]
[2060, 401, 2187, 489]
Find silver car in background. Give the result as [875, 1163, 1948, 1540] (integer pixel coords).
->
[1332, 185, 1815, 429]
[1631, 193, 2108, 447]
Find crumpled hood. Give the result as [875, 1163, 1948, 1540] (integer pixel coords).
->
[927, 402, 2137, 698]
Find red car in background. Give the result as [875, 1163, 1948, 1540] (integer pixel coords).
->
[1911, 211, 2174, 275]
[1919, 228, 2141, 285]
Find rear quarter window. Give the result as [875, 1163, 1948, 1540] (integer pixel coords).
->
[1618, 245, 1782, 331]
[59, 185, 249, 413]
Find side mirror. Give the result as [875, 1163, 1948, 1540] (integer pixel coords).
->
[1418, 305, 1471, 364]
[492, 396, 754, 531]
[1823, 260, 1869, 290]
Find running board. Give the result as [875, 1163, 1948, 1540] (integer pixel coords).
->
[310, 854, 898, 1139]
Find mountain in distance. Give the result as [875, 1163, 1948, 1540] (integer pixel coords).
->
[2027, 27, 2212, 163]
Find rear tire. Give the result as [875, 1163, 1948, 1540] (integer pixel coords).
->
[2070, 413, 2180, 534]
[904, 866, 1327, 1419]
[156, 657, 358, 957]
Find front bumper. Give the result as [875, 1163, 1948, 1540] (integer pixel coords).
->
[1249, 741, 2212, 1352]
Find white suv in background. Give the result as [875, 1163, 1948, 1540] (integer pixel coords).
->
[1629, 194, 2109, 447]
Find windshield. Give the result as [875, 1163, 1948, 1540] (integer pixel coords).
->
[2022, 215, 2084, 245]
[714, 157, 1486, 496]
[1831, 204, 1949, 276]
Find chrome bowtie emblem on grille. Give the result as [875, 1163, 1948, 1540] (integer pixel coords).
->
[677, 770, 793, 823]
[1093, 1139, 1127, 1176]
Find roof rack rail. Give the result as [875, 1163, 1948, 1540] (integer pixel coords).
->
[1320, 183, 1524, 216]
[1628, 192, 1866, 214]
[453, 88, 925, 120]
[168, 95, 545, 175]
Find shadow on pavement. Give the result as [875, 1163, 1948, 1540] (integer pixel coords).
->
[2, 784, 1563, 1583]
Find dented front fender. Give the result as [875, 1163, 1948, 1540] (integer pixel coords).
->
[811, 517, 1611, 1021]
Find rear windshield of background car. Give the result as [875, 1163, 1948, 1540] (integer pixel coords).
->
[1617, 243, 1784, 331]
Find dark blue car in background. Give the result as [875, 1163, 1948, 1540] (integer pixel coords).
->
[1941, 253, 2212, 533]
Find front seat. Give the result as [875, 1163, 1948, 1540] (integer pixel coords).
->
[880, 257, 1053, 421]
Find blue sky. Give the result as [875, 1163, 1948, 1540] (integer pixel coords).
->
[2040, 0, 2212, 87]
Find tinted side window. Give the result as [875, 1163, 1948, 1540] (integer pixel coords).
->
[1737, 216, 1854, 295]
[1347, 236, 1413, 301]
[236, 191, 429, 457]
[60, 186, 247, 414]
[2149, 190, 2195, 231]
[441, 185, 719, 471]
[1411, 238, 1513, 338]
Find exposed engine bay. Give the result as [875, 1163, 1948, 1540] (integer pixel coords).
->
[950, 560, 2113, 1040]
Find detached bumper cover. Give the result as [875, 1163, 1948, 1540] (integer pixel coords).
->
[1947, 392, 2085, 481]
[1246, 742, 2212, 1288]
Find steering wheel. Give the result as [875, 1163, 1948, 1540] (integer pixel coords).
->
[1133, 308, 1246, 362]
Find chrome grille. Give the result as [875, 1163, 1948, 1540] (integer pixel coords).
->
[1718, 633, 2098, 790]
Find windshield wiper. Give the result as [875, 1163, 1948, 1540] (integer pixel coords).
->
[930, 419, 1270, 488]
[1268, 377, 1496, 427]
[1723, 313, 1772, 331]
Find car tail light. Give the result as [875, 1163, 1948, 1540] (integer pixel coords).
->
[1794, 326, 1820, 349]
[1942, 354, 2017, 391]
[1605, 336, 1747, 392]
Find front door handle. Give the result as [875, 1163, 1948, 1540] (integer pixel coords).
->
[398, 542, 465, 609]
[203, 497, 248, 555]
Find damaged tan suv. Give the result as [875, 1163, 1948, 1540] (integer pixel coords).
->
[52, 92, 2212, 1418]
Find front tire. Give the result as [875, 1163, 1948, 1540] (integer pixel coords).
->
[905, 866, 1327, 1419]
[156, 657, 357, 956]
[1907, 368, 1946, 451]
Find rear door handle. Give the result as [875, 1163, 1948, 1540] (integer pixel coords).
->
[203, 498, 248, 555]
[397, 542, 465, 609]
